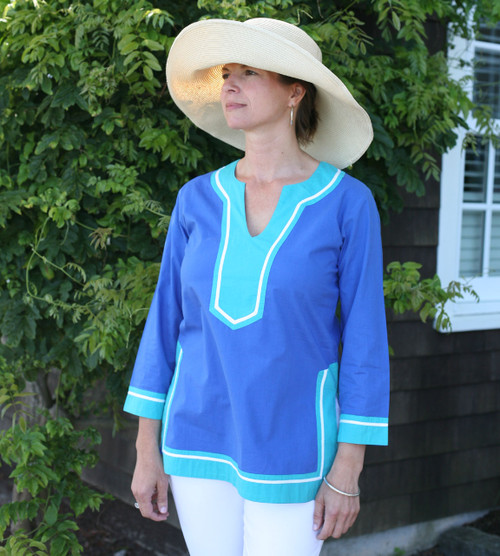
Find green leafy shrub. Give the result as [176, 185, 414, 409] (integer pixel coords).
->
[384, 261, 478, 332]
[0, 369, 107, 555]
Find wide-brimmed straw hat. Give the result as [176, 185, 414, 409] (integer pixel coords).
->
[166, 18, 373, 169]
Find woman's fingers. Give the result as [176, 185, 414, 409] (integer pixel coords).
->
[131, 461, 170, 520]
[135, 485, 169, 521]
[312, 494, 325, 532]
[154, 474, 170, 516]
[314, 482, 360, 540]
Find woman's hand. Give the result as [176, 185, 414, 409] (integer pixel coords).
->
[131, 417, 170, 522]
[313, 443, 365, 540]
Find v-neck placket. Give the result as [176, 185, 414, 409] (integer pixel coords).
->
[209, 160, 344, 329]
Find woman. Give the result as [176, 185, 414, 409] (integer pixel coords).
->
[124, 17, 389, 556]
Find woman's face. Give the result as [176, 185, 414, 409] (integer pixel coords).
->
[220, 64, 297, 135]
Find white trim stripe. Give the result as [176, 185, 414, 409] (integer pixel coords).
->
[318, 369, 327, 479]
[213, 168, 342, 326]
[162, 348, 183, 449]
[163, 450, 321, 485]
[128, 391, 165, 403]
[340, 419, 388, 428]
[213, 178, 232, 320]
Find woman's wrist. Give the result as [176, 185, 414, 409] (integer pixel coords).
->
[325, 443, 366, 490]
[332, 443, 366, 473]
[323, 476, 360, 497]
[135, 417, 162, 452]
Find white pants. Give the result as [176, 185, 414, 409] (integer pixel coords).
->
[169, 476, 323, 556]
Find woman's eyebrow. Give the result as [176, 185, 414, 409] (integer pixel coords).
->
[221, 65, 249, 72]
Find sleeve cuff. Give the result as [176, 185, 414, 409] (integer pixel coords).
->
[123, 387, 166, 419]
[337, 414, 388, 446]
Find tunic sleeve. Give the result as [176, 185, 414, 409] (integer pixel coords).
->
[336, 182, 389, 446]
[123, 196, 187, 420]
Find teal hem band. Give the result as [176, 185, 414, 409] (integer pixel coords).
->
[163, 452, 323, 504]
[123, 393, 164, 419]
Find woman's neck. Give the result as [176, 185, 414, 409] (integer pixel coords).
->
[238, 131, 317, 184]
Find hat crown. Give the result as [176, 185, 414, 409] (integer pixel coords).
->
[244, 18, 322, 63]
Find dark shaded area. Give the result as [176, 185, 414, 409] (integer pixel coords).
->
[73, 493, 188, 556]
[1, 464, 498, 555]
[412, 509, 500, 556]
[470, 509, 500, 536]
[0, 465, 188, 555]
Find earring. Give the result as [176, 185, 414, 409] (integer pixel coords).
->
[290, 105, 294, 126]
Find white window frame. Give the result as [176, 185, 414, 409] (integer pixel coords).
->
[437, 30, 500, 332]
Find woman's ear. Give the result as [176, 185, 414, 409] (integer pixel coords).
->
[290, 82, 306, 104]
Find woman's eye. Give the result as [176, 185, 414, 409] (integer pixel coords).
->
[222, 73, 229, 80]
[245, 69, 257, 76]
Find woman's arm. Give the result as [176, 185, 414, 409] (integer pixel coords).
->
[131, 417, 170, 522]
[313, 182, 389, 538]
[313, 442, 366, 539]
[125, 197, 189, 521]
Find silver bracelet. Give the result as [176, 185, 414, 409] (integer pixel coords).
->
[323, 476, 360, 497]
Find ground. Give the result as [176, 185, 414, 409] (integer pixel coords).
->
[73, 494, 188, 555]
[1, 464, 499, 555]
[71, 502, 500, 555]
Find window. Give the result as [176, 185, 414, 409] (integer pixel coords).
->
[438, 21, 500, 331]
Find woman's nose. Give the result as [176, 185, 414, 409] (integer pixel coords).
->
[222, 75, 239, 92]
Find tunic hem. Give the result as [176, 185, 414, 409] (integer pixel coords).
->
[163, 450, 329, 504]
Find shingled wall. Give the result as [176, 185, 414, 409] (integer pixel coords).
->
[348, 179, 500, 536]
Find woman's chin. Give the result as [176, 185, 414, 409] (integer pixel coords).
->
[224, 119, 247, 131]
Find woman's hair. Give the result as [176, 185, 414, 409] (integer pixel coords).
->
[278, 75, 319, 145]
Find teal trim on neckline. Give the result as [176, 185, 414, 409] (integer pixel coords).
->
[209, 161, 344, 330]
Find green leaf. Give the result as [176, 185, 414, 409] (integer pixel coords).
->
[51, 84, 78, 109]
[123, 50, 140, 66]
[392, 11, 401, 31]
[18, 417, 27, 433]
[35, 132, 60, 155]
[117, 33, 137, 50]
[44, 504, 58, 526]
[143, 65, 153, 81]
[120, 40, 139, 55]
[142, 51, 162, 71]
[142, 38, 164, 51]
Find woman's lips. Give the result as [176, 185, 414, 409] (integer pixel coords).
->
[225, 103, 246, 110]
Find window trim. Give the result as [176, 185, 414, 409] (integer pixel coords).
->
[437, 32, 500, 332]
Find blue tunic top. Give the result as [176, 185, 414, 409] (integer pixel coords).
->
[124, 160, 390, 504]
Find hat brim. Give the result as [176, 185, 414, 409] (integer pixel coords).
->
[166, 19, 373, 169]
